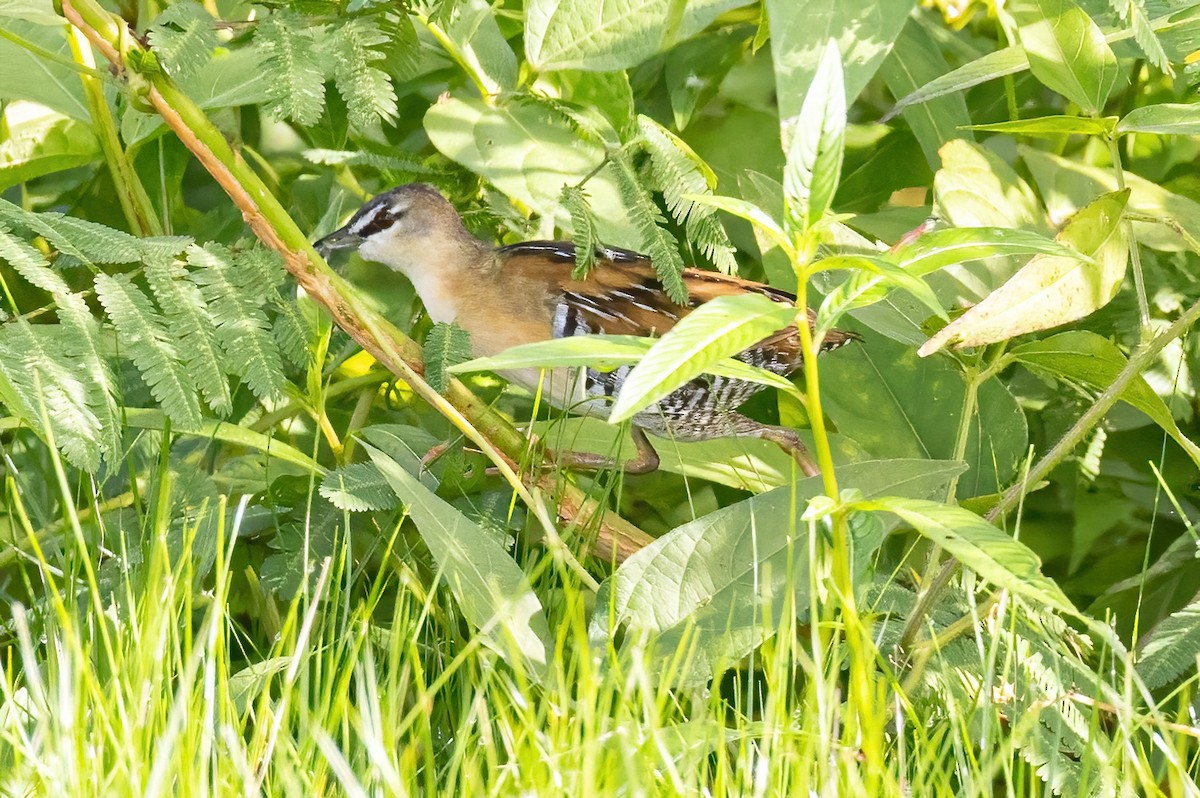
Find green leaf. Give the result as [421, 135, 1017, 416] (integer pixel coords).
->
[854, 497, 1078, 616]
[186, 243, 285, 403]
[889, 227, 1089, 276]
[425, 95, 638, 245]
[0, 320, 104, 470]
[561, 185, 599, 276]
[524, 0, 747, 71]
[330, 18, 397, 133]
[612, 150, 687, 304]
[608, 294, 797, 424]
[257, 11, 326, 127]
[148, 1, 217, 80]
[0, 103, 99, 190]
[638, 116, 736, 273]
[595, 459, 966, 685]
[783, 40, 845, 234]
[364, 443, 551, 679]
[765, 0, 911, 122]
[933, 139, 1044, 231]
[423, 322, 472, 394]
[884, 46, 1030, 122]
[144, 259, 232, 415]
[449, 334, 798, 395]
[0, 221, 69, 294]
[964, 115, 1118, 137]
[55, 293, 123, 466]
[1021, 146, 1200, 253]
[683, 193, 791, 254]
[814, 255, 946, 333]
[1137, 592, 1200, 689]
[919, 190, 1129, 355]
[1010, 331, 1200, 467]
[0, 19, 88, 119]
[320, 462, 397, 512]
[1116, 103, 1200, 136]
[880, 20, 974, 168]
[1009, 0, 1118, 115]
[94, 272, 202, 431]
[435, 0, 519, 94]
[821, 332, 1028, 497]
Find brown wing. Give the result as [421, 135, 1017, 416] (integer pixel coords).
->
[496, 242, 858, 366]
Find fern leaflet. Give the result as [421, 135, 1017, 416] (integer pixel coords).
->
[612, 150, 687, 304]
[423, 322, 471, 394]
[330, 18, 398, 133]
[258, 11, 327, 127]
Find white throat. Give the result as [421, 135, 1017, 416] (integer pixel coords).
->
[360, 237, 459, 324]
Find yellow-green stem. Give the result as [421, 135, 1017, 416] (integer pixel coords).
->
[60, 0, 651, 570]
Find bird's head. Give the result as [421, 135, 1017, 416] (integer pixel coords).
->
[314, 184, 482, 277]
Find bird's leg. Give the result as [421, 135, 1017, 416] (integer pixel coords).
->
[729, 415, 821, 477]
[552, 425, 661, 475]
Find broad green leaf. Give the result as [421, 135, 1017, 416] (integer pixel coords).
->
[765, 0, 911, 122]
[0, 0, 64, 25]
[364, 443, 551, 679]
[964, 115, 1117, 137]
[1021, 146, 1200, 253]
[424, 95, 637, 245]
[880, 19, 973, 168]
[919, 190, 1129, 356]
[451, 334, 797, 395]
[121, 408, 322, 474]
[814, 255, 946, 333]
[884, 46, 1030, 122]
[524, 0, 746, 71]
[0, 102, 99, 190]
[1116, 103, 1200, 136]
[890, 227, 1088, 276]
[854, 497, 1078, 616]
[933, 140, 1044, 231]
[1009, 0, 1118, 115]
[609, 294, 796, 424]
[1137, 592, 1200, 689]
[0, 19, 88, 119]
[596, 459, 966, 685]
[684, 193, 791, 254]
[783, 41, 845, 233]
[430, 0, 519, 95]
[821, 332, 1028, 497]
[1010, 331, 1200, 467]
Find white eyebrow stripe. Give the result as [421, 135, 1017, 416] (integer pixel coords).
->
[349, 203, 385, 235]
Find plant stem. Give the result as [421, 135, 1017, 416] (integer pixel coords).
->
[1107, 134, 1150, 336]
[61, 0, 652, 572]
[67, 26, 161, 236]
[989, 293, 1200, 522]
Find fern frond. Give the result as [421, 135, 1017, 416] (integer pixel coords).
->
[95, 272, 202, 430]
[612, 151, 687, 304]
[145, 258, 232, 414]
[1108, 0, 1172, 75]
[638, 116, 737, 274]
[561, 185, 599, 278]
[257, 11, 327, 127]
[271, 295, 314, 370]
[232, 245, 287, 304]
[423, 322, 471, 394]
[0, 198, 149, 265]
[147, 1, 218, 79]
[330, 18, 398, 133]
[186, 243, 285, 402]
[56, 292, 124, 466]
[0, 222, 70, 294]
[0, 320, 104, 471]
[320, 463, 397, 512]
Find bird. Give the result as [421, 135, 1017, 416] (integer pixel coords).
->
[314, 183, 859, 477]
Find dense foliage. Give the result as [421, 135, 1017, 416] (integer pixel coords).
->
[2, 0, 1200, 794]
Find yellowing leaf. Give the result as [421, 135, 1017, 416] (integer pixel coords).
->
[919, 190, 1129, 356]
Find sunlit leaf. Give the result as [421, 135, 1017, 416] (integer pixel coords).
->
[1008, 0, 1118, 115]
[919, 190, 1130, 355]
[782, 40, 845, 233]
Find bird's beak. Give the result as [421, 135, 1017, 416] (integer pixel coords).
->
[313, 225, 362, 258]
